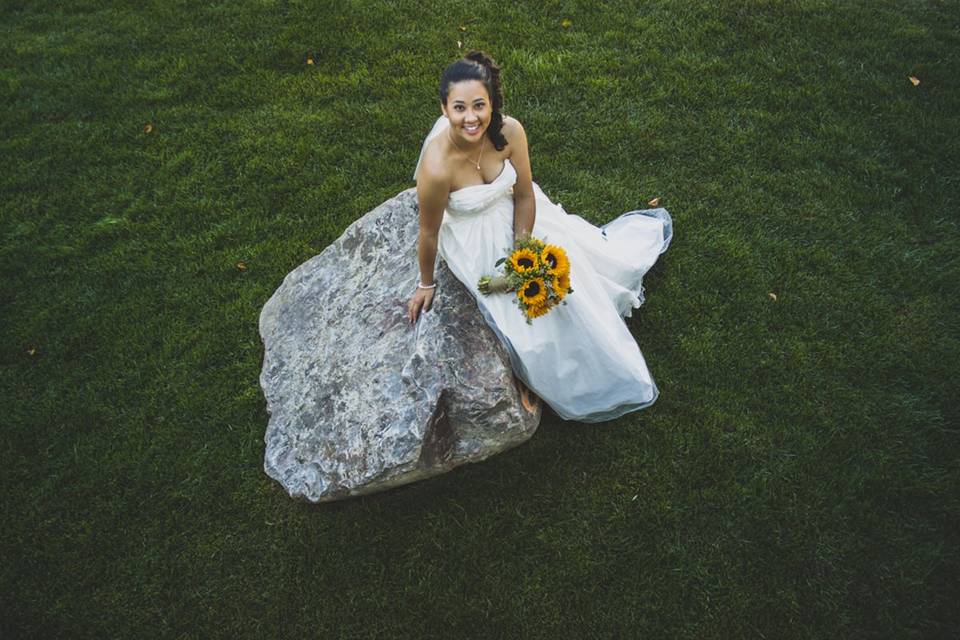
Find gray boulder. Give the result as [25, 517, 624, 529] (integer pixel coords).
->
[259, 189, 541, 502]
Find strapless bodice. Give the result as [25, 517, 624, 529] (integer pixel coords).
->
[446, 159, 517, 217]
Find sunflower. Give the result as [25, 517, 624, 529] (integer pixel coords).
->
[540, 244, 570, 276]
[518, 277, 547, 307]
[526, 300, 552, 319]
[509, 248, 539, 274]
[551, 274, 568, 301]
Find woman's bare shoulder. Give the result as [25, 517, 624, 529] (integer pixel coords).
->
[500, 115, 529, 161]
[500, 115, 527, 144]
[417, 137, 452, 188]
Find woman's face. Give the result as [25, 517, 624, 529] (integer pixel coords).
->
[442, 80, 491, 144]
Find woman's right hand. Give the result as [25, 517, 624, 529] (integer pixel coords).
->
[407, 286, 436, 324]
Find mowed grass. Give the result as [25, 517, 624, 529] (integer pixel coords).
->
[2, 0, 959, 637]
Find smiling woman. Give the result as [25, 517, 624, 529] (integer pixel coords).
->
[408, 50, 674, 423]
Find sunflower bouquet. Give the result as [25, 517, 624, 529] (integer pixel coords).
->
[477, 234, 573, 323]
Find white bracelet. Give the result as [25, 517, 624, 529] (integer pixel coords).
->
[417, 281, 437, 290]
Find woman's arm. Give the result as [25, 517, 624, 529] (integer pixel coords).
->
[506, 117, 536, 242]
[407, 165, 448, 323]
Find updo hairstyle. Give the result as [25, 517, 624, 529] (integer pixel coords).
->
[439, 51, 508, 151]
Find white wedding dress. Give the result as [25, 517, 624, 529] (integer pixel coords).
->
[413, 115, 673, 423]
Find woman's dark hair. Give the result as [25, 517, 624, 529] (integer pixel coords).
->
[439, 51, 508, 151]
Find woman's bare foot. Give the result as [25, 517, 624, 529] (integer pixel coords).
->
[515, 377, 541, 414]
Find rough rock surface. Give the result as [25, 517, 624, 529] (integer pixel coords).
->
[259, 189, 541, 502]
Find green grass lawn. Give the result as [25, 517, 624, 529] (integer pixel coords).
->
[2, 0, 958, 637]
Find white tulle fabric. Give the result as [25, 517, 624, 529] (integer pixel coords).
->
[414, 115, 673, 422]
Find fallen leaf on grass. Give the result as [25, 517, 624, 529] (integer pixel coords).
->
[236, 261, 247, 271]
[143, 123, 154, 134]
[909, 75, 920, 86]
[26, 346, 38, 356]
[307, 57, 314, 65]
[648, 197, 660, 206]
[562, 18, 572, 29]
[768, 292, 777, 301]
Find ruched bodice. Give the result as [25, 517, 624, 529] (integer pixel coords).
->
[446, 159, 516, 217]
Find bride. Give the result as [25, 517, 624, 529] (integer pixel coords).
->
[407, 51, 673, 423]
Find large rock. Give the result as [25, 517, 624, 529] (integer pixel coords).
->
[259, 189, 541, 502]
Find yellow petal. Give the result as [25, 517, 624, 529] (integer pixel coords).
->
[648, 197, 660, 206]
[143, 123, 153, 134]
[768, 292, 777, 301]
[236, 261, 247, 271]
[561, 18, 572, 28]
[307, 57, 314, 65]
[909, 75, 920, 86]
